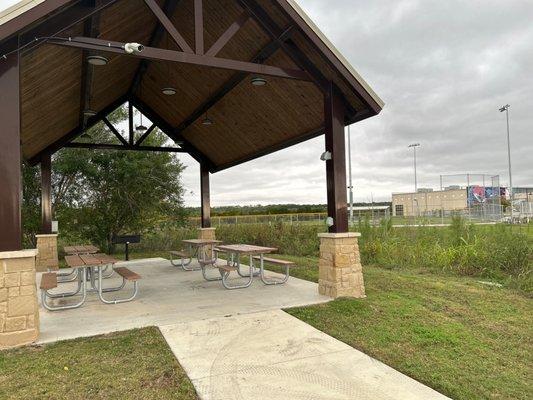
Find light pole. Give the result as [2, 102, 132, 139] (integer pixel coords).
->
[408, 143, 420, 218]
[408, 143, 420, 192]
[347, 125, 354, 223]
[499, 104, 513, 221]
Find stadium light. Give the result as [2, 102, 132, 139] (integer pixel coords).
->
[499, 104, 514, 221]
[408, 143, 421, 193]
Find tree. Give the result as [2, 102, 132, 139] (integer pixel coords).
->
[22, 105, 186, 252]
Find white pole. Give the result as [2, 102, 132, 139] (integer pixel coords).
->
[506, 107, 514, 221]
[408, 143, 421, 217]
[500, 104, 513, 221]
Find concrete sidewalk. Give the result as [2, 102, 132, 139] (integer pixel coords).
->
[160, 310, 450, 400]
[37, 258, 330, 343]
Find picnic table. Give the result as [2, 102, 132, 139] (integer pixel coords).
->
[40, 253, 141, 311]
[170, 239, 222, 271]
[213, 244, 277, 289]
[60, 245, 102, 282]
[63, 245, 99, 255]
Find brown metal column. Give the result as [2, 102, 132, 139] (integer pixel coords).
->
[200, 162, 211, 228]
[324, 83, 348, 233]
[0, 51, 22, 251]
[41, 153, 53, 234]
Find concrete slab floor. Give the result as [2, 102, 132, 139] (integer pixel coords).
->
[160, 310, 451, 400]
[37, 258, 330, 344]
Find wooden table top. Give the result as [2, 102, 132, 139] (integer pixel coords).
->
[182, 239, 223, 246]
[215, 244, 278, 255]
[64, 253, 118, 268]
[64, 245, 99, 255]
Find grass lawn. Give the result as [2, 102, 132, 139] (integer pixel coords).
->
[51, 247, 532, 399]
[0, 327, 198, 400]
[268, 255, 532, 400]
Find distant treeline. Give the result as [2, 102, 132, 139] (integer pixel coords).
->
[184, 203, 391, 217]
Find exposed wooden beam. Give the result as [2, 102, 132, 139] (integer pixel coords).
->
[175, 27, 293, 135]
[239, 0, 359, 120]
[128, 101, 134, 145]
[129, 0, 182, 96]
[1, 0, 119, 56]
[40, 153, 52, 234]
[102, 116, 128, 146]
[64, 143, 186, 153]
[324, 82, 348, 233]
[48, 36, 310, 81]
[205, 10, 249, 57]
[144, 0, 193, 54]
[78, 0, 100, 132]
[129, 95, 216, 170]
[0, 54, 22, 251]
[211, 108, 371, 173]
[1, 0, 79, 43]
[135, 124, 156, 146]
[238, 0, 327, 90]
[213, 126, 323, 173]
[194, 0, 204, 55]
[28, 94, 129, 165]
[200, 162, 211, 228]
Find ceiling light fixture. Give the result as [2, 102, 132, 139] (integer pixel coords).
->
[136, 112, 147, 133]
[162, 87, 177, 96]
[87, 55, 108, 66]
[161, 34, 177, 96]
[202, 113, 213, 126]
[251, 76, 267, 86]
[83, 109, 97, 118]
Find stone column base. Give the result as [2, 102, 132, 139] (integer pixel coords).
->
[0, 249, 40, 349]
[197, 227, 216, 240]
[35, 234, 59, 272]
[318, 232, 365, 299]
[198, 228, 217, 257]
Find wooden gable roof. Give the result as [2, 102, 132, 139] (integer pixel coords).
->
[0, 0, 384, 171]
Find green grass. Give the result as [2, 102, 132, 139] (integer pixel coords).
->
[0, 327, 198, 400]
[268, 255, 533, 400]
[49, 235, 532, 400]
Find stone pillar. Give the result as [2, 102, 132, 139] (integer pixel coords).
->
[35, 234, 59, 273]
[0, 249, 39, 349]
[198, 228, 216, 259]
[198, 227, 216, 241]
[318, 232, 365, 299]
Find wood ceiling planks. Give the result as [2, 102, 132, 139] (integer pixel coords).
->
[16, 0, 376, 167]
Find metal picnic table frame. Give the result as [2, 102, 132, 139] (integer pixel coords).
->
[41, 253, 138, 311]
[213, 244, 278, 290]
[171, 239, 222, 274]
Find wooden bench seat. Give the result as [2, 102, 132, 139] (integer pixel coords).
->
[215, 264, 238, 273]
[114, 267, 142, 281]
[170, 250, 190, 258]
[40, 273, 58, 290]
[253, 256, 295, 266]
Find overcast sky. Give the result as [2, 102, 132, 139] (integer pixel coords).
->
[2, 0, 531, 206]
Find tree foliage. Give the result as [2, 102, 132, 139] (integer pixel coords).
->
[22, 106, 186, 251]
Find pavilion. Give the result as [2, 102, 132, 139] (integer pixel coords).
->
[0, 0, 383, 346]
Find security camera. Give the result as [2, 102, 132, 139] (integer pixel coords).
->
[124, 43, 144, 54]
[320, 151, 332, 161]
